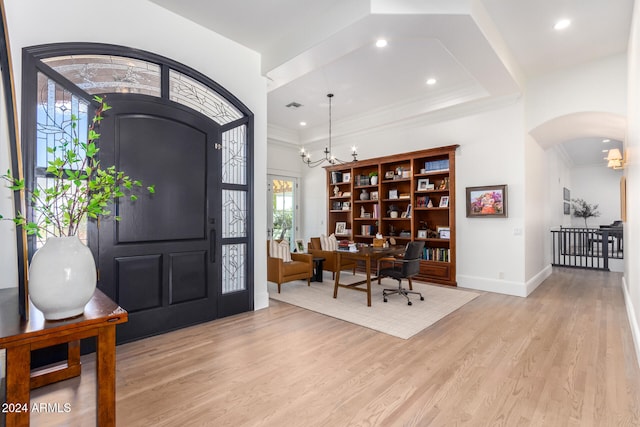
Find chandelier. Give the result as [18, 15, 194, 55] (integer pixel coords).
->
[300, 93, 358, 167]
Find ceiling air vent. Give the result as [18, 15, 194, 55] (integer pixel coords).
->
[286, 101, 302, 108]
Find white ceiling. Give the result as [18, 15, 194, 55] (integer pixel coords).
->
[149, 0, 633, 167]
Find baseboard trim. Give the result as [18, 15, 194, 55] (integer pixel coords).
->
[457, 265, 552, 297]
[622, 275, 640, 369]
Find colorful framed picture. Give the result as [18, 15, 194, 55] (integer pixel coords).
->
[466, 185, 507, 218]
[295, 239, 305, 253]
[439, 196, 449, 208]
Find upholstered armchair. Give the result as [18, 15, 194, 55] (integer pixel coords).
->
[267, 240, 313, 293]
[307, 237, 357, 280]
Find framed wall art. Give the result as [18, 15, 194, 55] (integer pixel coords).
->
[466, 185, 507, 218]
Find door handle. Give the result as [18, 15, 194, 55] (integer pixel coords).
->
[210, 229, 216, 263]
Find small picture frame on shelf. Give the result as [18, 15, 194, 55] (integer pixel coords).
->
[425, 183, 435, 190]
[401, 211, 408, 218]
[295, 239, 305, 253]
[342, 201, 351, 210]
[343, 172, 351, 183]
[417, 178, 430, 191]
[384, 171, 395, 179]
[439, 196, 449, 207]
[417, 229, 427, 239]
[402, 170, 411, 178]
[438, 227, 451, 239]
[371, 191, 379, 201]
[416, 195, 429, 207]
[389, 189, 398, 199]
[335, 222, 347, 235]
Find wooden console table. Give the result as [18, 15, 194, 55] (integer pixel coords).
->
[0, 288, 127, 426]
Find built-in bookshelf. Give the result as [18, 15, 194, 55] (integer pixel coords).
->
[325, 145, 458, 286]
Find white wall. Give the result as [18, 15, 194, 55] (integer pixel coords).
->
[3, 0, 269, 309]
[570, 166, 624, 227]
[526, 53, 628, 131]
[623, 0, 640, 366]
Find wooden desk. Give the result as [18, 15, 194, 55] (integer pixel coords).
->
[0, 288, 127, 427]
[333, 246, 405, 306]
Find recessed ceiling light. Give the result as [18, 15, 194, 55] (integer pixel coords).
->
[554, 19, 571, 30]
[602, 139, 611, 143]
[426, 78, 437, 85]
[375, 39, 388, 48]
[299, 121, 307, 126]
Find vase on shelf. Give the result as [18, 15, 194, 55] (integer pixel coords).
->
[360, 189, 370, 200]
[370, 175, 378, 185]
[28, 235, 97, 320]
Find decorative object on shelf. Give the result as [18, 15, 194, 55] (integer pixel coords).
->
[300, 94, 358, 167]
[389, 189, 398, 199]
[417, 178, 430, 191]
[343, 172, 351, 182]
[335, 221, 347, 235]
[466, 184, 507, 218]
[342, 201, 351, 211]
[334, 185, 340, 197]
[388, 224, 396, 235]
[439, 196, 449, 207]
[342, 191, 351, 197]
[438, 227, 451, 239]
[405, 204, 412, 218]
[361, 206, 366, 217]
[384, 171, 394, 179]
[387, 205, 400, 218]
[417, 229, 427, 238]
[360, 189, 370, 200]
[371, 191, 379, 201]
[369, 171, 378, 185]
[1, 96, 155, 320]
[571, 198, 600, 227]
[427, 199, 434, 208]
[416, 195, 429, 207]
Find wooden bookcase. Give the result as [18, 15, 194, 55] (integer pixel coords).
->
[325, 145, 458, 286]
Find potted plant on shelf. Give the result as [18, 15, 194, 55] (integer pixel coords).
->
[368, 171, 378, 185]
[1, 96, 154, 320]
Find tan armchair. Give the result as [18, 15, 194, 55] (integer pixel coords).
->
[267, 240, 313, 293]
[308, 237, 357, 280]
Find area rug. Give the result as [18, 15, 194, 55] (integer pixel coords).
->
[268, 276, 481, 339]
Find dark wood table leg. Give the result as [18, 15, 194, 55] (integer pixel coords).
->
[333, 253, 341, 299]
[365, 257, 371, 307]
[5, 344, 31, 427]
[96, 326, 116, 427]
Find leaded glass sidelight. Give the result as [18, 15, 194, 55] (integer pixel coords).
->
[222, 125, 247, 185]
[42, 55, 161, 96]
[169, 70, 243, 125]
[222, 244, 246, 293]
[222, 190, 247, 238]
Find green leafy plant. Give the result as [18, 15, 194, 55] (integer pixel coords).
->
[571, 198, 600, 227]
[368, 171, 378, 177]
[1, 95, 154, 238]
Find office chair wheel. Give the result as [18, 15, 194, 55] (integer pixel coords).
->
[420, 296, 424, 301]
[408, 301, 412, 306]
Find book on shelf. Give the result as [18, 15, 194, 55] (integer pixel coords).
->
[422, 247, 450, 262]
[424, 159, 449, 172]
[331, 171, 343, 184]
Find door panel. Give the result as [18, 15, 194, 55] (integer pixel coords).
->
[97, 98, 220, 343]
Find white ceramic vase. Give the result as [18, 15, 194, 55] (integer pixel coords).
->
[28, 235, 97, 320]
[370, 176, 378, 185]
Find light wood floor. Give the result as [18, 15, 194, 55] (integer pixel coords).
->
[29, 268, 640, 426]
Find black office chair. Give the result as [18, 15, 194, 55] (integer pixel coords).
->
[377, 241, 425, 305]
